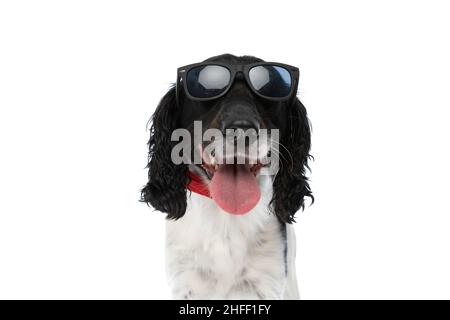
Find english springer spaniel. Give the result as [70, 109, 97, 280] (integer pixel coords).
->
[141, 54, 312, 299]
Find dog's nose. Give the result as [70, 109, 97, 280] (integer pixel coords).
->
[220, 119, 260, 134]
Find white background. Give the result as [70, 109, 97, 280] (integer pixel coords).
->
[1, 0, 449, 299]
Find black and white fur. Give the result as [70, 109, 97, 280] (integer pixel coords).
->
[141, 54, 312, 299]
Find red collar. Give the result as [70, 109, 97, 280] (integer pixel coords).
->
[187, 171, 211, 198]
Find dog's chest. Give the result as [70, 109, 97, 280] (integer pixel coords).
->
[165, 177, 287, 299]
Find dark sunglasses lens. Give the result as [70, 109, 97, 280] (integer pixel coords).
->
[249, 65, 292, 97]
[186, 65, 231, 98]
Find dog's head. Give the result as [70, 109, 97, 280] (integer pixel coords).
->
[141, 54, 312, 223]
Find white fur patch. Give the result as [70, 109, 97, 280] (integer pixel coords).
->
[165, 175, 299, 299]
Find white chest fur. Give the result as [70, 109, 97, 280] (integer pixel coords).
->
[165, 175, 299, 299]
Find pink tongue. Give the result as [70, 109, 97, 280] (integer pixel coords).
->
[209, 165, 261, 215]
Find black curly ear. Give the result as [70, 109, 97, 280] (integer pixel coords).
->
[140, 86, 188, 219]
[272, 98, 313, 223]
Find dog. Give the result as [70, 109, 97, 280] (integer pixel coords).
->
[141, 54, 312, 299]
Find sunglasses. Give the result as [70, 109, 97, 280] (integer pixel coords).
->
[176, 62, 299, 102]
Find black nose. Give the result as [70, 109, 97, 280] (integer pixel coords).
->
[220, 119, 260, 134]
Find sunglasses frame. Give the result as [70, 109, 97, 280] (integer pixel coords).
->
[176, 62, 299, 103]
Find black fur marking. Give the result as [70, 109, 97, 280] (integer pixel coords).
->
[280, 222, 288, 276]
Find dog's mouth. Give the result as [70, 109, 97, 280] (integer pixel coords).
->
[196, 161, 265, 215]
[200, 161, 264, 179]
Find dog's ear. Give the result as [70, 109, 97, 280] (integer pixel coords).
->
[272, 97, 313, 223]
[141, 86, 188, 219]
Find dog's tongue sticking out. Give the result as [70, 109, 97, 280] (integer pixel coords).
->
[209, 164, 260, 215]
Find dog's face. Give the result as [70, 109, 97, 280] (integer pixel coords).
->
[142, 54, 312, 222]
